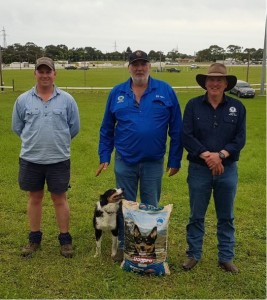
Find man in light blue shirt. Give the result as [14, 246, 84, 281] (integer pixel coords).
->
[12, 57, 80, 258]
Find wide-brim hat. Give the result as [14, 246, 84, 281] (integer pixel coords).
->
[128, 50, 150, 65]
[35, 57, 55, 70]
[196, 63, 237, 91]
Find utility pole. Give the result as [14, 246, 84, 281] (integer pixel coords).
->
[1, 27, 7, 48]
[0, 45, 3, 91]
[0, 27, 6, 91]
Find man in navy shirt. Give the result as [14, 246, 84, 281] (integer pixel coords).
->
[96, 50, 183, 262]
[182, 63, 246, 273]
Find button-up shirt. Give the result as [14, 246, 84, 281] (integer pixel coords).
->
[182, 93, 246, 165]
[12, 86, 80, 164]
[98, 77, 183, 168]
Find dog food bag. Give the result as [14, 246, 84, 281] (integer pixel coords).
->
[121, 200, 173, 276]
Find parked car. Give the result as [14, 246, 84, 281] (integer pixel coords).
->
[65, 65, 77, 70]
[167, 68, 181, 73]
[190, 64, 199, 69]
[229, 80, 255, 98]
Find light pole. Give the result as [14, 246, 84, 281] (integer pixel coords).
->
[246, 50, 250, 83]
[260, 16, 266, 96]
[84, 50, 87, 86]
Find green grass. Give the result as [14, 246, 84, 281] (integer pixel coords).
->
[0, 67, 266, 299]
[1, 64, 264, 91]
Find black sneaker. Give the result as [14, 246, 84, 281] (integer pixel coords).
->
[21, 243, 40, 257]
[60, 244, 73, 258]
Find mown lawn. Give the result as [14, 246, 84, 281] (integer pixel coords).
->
[0, 66, 265, 299]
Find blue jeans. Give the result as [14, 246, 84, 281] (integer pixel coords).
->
[186, 162, 238, 262]
[114, 152, 164, 249]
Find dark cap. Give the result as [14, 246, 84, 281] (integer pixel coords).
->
[35, 57, 55, 70]
[129, 50, 149, 65]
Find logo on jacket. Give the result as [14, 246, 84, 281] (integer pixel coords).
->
[117, 96, 124, 103]
[229, 106, 237, 116]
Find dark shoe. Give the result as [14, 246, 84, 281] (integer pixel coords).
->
[112, 249, 124, 263]
[60, 244, 73, 258]
[182, 257, 198, 271]
[21, 242, 40, 257]
[218, 261, 239, 273]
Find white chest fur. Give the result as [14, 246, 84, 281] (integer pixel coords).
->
[95, 202, 119, 231]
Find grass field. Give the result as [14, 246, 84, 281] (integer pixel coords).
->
[0, 66, 266, 299]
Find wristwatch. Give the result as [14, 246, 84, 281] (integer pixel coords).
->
[218, 151, 226, 160]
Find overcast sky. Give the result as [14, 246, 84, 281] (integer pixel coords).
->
[1, 0, 266, 55]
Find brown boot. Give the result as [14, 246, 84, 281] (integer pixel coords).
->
[112, 249, 124, 263]
[182, 257, 198, 271]
[21, 243, 40, 257]
[218, 261, 239, 273]
[60, 244, 73, 258]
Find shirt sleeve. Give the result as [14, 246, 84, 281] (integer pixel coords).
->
[182, 98, 207, 157]
[12, 97, 25, 137]
[98, 90, 116, 163]
[67, 97, 80, 139]
[167, 88, 183, 168]
[224, 102, 246, 157]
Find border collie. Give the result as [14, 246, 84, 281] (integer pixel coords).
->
[93, 188, 124, 258]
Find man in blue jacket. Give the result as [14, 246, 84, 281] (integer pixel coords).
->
[96, 50, 183, 262]
[12, 57, 80, 258]
[182, 63, 246, 273]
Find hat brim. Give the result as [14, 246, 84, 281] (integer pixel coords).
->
[35, 63, 55, 70]
[128, 58, 150, 65]
[196, 74, 237, 91]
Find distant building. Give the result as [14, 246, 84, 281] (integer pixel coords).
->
[10, 62, 30, 68]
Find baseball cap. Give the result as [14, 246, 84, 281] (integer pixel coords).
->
[35, 57, 55, 70]
[129, 50, 150, 65]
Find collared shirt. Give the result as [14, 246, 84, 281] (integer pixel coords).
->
[12, 85, 80, 164]
[182, 93, 246, 165]
[98, 77, 183, 168]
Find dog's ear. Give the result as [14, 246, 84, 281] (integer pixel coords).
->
[149, 227, 157, 240]
[100, 189, 114, 201]
[99, 192, 110, 206]
[103, 189, 116, 199]
[134, 224, 141, 237]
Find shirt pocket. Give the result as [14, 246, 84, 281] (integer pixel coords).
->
[112, 99, 133, 121]
[223, 115, 238, 125]
[222, 115, 238, 137]
[52, 109, 68, 130]
[24, 108, 41, 131]
[152, 99, 172, 120]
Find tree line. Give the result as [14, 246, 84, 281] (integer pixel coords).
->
[1, 43, 264, 64]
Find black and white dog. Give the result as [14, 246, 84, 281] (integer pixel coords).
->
[93, 188, 124, 258]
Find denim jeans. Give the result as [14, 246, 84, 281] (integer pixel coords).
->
[114, 152, 164, 249]
[186, 162, 238, 262]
